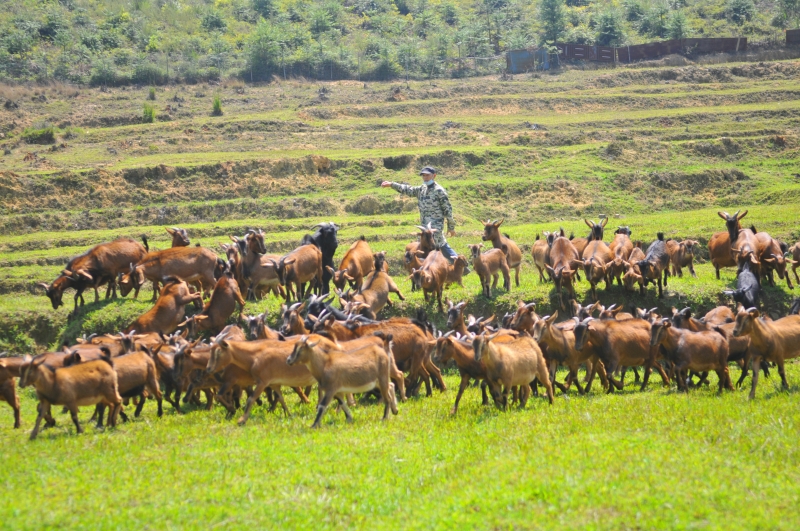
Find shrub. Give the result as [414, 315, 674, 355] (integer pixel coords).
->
[22, 127, 57, 144]
[148, 87, 156, 100]
[727, 0, 756, 24]
[212, 95, 223, 116]
[142, 103, 156, 123]
[133, 63, 168, 85]
[596, 9, 626, 46]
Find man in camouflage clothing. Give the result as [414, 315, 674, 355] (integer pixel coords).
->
[381, 166, 465, 270]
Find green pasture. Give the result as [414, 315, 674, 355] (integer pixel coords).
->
[1, 366, 799, 530]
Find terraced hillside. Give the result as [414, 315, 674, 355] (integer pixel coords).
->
[1, 58, 799, 351]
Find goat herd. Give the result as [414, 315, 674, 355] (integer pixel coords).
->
[3, 212, 800, 440]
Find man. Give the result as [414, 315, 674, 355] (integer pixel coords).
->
[381, 166, 465, 270]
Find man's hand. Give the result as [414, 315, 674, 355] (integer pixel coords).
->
[447, 230, 456, 237]
[380, 181, 393, 188]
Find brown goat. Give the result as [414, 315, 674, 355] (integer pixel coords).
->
[650, 319, 732, 393]
[788, 241, 800, 284]
[233, 230, 284, 300]
[733, 308, 800, 399]
[313, 315, 444, 396]
[166, 227, 190, 247]
[573, 317, 670, 392]
[665, 239, 698, 278]
[20, 352, 122, 440]
[546, 236, 583, 310]
[39, 237, 149, 315]
[445, 255, 470, 288]
[121, 246, 219, 300]
[755, 233, 793, 289]
[338, 268, 405, 320]
[126, 278, 203, 334]
[206, 335, 316, 424]
[469, 243, 510, 298]
[271, 244, 323, 303]
[287, 334, 398, 428]
[709, 210, 748, 279]
[403, 224, 438, 291]
[532, 233, 551, 283]
[482, 219, 522, 287]
[0, 357, 24, 428]
[622, 247, 646, 294]
[582, 240, 614, 301]
[181, 268, 246, 335]
[329, 237, 383, 292]
[473, 333, 553, 409]
[411, 250, 450, 312]
[532, 312, 609, 394]
[432, 332, 489, 414]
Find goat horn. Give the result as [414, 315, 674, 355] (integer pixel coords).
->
[289, 302, 303, 311]
[37, 282, 50, 290]
[442, 330, 455, 338]
[607, 303, 617, 310]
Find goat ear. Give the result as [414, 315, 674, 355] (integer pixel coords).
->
[325, 266, 335, 274]
[600, 217, 608, 228]
[738, 210, 748, 220]
[495, 219, 504, 227]
[166, 227, 175, 235]
[546, 312, 558, 324]
[748, 308, 760, 318]
[717, 211, 729, 220]
[584, 219, 593, 228]
[283, 258, 296, 265]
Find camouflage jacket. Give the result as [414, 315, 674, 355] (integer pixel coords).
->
[392, 180, 455, 246]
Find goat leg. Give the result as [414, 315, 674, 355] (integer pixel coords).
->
[451, 375, 471, 414]
[335, 395, 354, 423]
[312, 391, 335, 428]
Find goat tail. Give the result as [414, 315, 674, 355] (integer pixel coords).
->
[359, 235, 366, 241]
[141, 235, 149, 252]
[657, 232, 664, 241]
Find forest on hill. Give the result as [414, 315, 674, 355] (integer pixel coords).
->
[0, 0, 798, 85]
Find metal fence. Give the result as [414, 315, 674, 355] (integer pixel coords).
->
[788, 29, 800, 45]
[507, 37, 750, 72]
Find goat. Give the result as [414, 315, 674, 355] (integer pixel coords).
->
[271, 244, 323, 304]
[607, 227, 633, 285]
[20, 351, 122, 440]
[546, 236, 583, 310]
[313, 314, 444, 396]
[468, 243, 510, 298]
[622, 246, 646, 294]
[65, 346, 163, 422]
[482, 219, 522, 287]
[340, 253, 405, 319]
[445, 255, 469, 288]
[166, 227, 190, 247]
[532, 233, 551, 283]
[724, 259, 760, 309]
[411, 250, 449, 312]
[446, 300, 468, 336]
[581, 239, 614, 301]
[0, 356, 24, 428]
[301, 222, 339, 295]
[638, 233, 670, 298]
[287, 334, 399, 428]
[328, 237, 382, 292]
[733, 307, 800, 399]
[473, 332, 553, 409]
[755, 233, 793, 289]
[665, 239, 698, 278]
[508, 300, 539, 334]
[650, 319, 732, 393]
[120, 246, 219, 301]
[709, 210, 747, 279]
[205, 334, 316, 423]
[232, 230, 284, 300]
[532, 312, 608, 395]
[787, 241, 800, 285]
[573, 317, 670, 392]
[126, 278, 203, 334]
[280, 302, 311, 336]
[432, 332, 490, 414]
[39, 237, 149, 316]
[180, 264, 246, 335]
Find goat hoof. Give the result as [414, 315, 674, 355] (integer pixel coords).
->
[237, 417, 247, 426]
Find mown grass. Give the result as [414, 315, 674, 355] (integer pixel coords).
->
[1, 366, 799, 530]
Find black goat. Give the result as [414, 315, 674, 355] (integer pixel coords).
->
[724, 260, 760, 309]
[301, 222, 339, 295]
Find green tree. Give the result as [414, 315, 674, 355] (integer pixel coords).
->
[595, 9, 625, 46]
[202, 9, 228, 32]
[666, 10, 690, 38]
[251, 0, 275, 18]
[779, 0, 800, 24]
[539, 0, 567, 43]
[726, 0, 756, 24]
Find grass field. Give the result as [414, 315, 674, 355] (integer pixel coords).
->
[1, 58, 800, 528]
[1, 367, 799, 530]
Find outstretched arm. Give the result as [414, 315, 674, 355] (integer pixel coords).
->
[381, 181, 421, 197]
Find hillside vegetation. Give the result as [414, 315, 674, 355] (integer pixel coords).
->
[0, 0, 796, 85]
